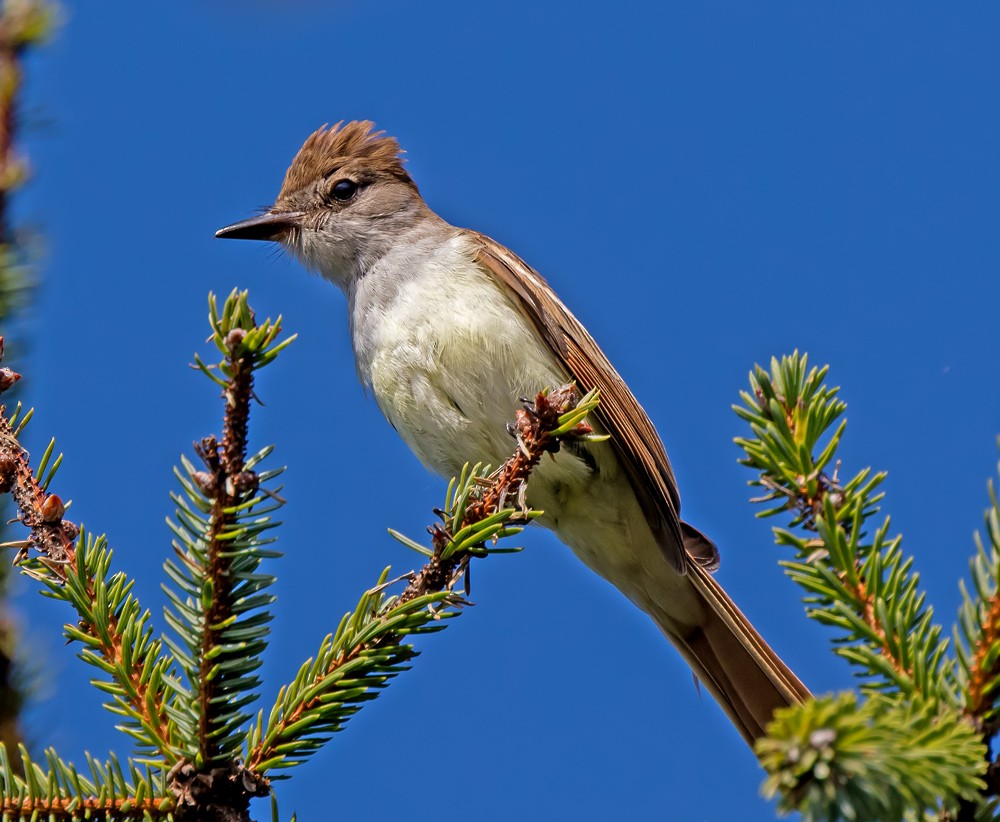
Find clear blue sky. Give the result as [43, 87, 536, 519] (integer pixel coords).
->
[9, 2, 999, 819]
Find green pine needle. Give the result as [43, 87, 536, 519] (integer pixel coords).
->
[734, 352, 954, 703]
[758, 693, 986, 822]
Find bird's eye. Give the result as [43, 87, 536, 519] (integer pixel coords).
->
[330, 179, 358, 201]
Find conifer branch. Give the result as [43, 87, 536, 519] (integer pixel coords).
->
[245, 384, 602, 776]
[0, 1, 60, 768]
[0, 343, 75, 568]
[0, 290, 605, 817]
[758, 693, 986, 822]
[958, 455, 1000, 735]
[395, 383, 597, 606]
[0, 341, 178, 764]
[734, 352, 952, 702]
[735, 353, 1000, 819]
[194, 320, 261, 766]
[51, 534, 177, 763]
[0, 744, 172, 820]
[161, 290, 292, 804]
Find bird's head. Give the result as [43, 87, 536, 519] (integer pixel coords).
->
[216, 121, 430, 289]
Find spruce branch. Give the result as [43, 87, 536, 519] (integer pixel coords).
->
[758, 693, 986, 822]
[0, 344, 175, 813]
[0, 340, 179, 765]
[737, 353, 1000, 818]
[0, 745, 173, 820]
[395, 384, 598, 605]
[245, 384, 602, 776]
[0, 288, 603, 818]
[957, 452, 1000, 734]
[243, 579, 455, 775]
[734, 352, 952, 703]
[0, 289, 294, 819]
[28, 532, 180, 764]
[0, 0, 61, 766]
[0, 341, 75, 568]
[162, 290, 292, 784]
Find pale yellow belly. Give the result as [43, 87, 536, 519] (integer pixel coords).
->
[363, 245, 700, 627]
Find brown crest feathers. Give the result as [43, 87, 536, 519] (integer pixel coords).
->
[277, 121, 416, 199]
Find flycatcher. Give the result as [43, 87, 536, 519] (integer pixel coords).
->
[216, 121, 809, 744]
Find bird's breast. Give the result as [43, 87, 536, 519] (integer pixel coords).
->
[348, 233, 696, 623]
[351, 234, 567, 478]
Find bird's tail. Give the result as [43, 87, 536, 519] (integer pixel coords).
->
[664, 561, 811, 746]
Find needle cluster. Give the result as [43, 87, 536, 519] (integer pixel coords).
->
[735, 352, 996, 821]
[0, 290, 602, 821]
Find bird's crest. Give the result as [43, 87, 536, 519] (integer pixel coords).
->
[277, 121, 415, 200]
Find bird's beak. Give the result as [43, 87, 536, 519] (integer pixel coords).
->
[215, 211, 305, 241]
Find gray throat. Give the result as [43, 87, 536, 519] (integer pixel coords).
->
[346, 215, 460, 389]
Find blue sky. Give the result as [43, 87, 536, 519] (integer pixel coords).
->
[8, 2, 999, 819]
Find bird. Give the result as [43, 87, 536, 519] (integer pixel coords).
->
[215, 120, 809, 745]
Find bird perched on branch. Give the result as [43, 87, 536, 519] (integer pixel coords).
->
[216, 120, 809, 744]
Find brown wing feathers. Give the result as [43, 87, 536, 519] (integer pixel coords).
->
[469, 229, 715, 573]
[467, 229, 810, 739]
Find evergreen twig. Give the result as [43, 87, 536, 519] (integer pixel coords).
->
[957, 451, 1000, 784]
[244, 384, 603, 776]
[0, 0, 61, 767]
[0, 341, 178, 765]
[395, 383, 598, 605]
[759, 693, 985, 822]
[734, 352, 999, 819]
[0, 285, 605, 819]
[160, 291, 292, 817]
[734, 353, 952, 702]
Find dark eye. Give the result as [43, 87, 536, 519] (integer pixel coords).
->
[330, 179, 358, 201]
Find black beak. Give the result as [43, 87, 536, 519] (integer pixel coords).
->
[215, 211, 305, 241]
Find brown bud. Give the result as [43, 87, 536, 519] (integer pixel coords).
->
[192, 471, 215, 497]
[225, 470, 259, 499]
[40, 493, 65, 523]
[226, 328, 247, 352]
[233, 471, 259, 497]
[62, 520, 80, 541]
[0, 451, 15, 492]
[0, 368, 21, 393]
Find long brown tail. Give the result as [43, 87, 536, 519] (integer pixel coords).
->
[665, 562, 811, 746]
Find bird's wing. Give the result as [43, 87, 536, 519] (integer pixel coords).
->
[466, 229, 719, 573]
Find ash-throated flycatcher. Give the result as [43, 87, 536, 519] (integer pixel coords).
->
[216, 121, 809, 744]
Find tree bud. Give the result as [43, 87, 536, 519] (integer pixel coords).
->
[40, 493, 65, 522]
[192, 471, 216, 497]
[0, 452, 15, 492]
[226, 328, 247, 352]
[232, 471, 259, 497]
[0, 368, 21, 393]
